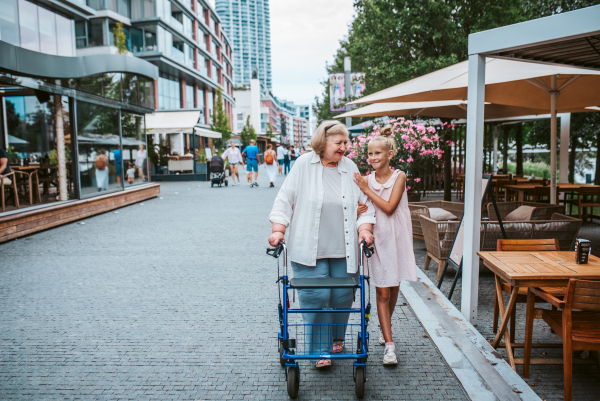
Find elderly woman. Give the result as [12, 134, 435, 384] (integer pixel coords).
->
[268, 121, 375, 369]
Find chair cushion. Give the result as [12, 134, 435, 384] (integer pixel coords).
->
[542, 310, 600, 344]
[428, 207, 458, 221]
[505, 205, 535, 221]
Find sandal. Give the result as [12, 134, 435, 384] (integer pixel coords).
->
[315, 359, 332, 369]
[332, 341, 344, 353]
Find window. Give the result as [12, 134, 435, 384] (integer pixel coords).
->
[207, 89, 213, 123]
[56, 14, 73, 56]
[261, 113, 267, 121]
[144, 25, 157, 51]
[0, 0, 20, 46]
[197, 87, 205, 118]
[121, 112, 147, 186]
[171, 35, 184, 63]
[211, 63, 217, 82]
[143, 0, 155, 17]
[237, 113, 243, 121]
[18, 0, 39, 52]
[237, 123, 243, 130]
[185, 84, 194, 109]
[158, 72, 181, 110]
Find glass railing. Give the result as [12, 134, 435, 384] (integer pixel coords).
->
[171, 47, 185, 63]
[170, 17, 184, 32]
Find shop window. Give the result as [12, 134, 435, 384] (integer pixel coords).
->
[138, 76, 155, 110]
[121, 112, 147, 186]
[104, 73, 122, 101]
[122, 74, 139, 105]
[76, 100, 122, 196]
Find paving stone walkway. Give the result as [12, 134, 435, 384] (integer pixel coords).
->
[1, 173, 468, 400]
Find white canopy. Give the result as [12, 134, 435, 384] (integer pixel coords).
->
[145, 111, 222, 138]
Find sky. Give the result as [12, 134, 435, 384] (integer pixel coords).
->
[269, 0, 356, 107]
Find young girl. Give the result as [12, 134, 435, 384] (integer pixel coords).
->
[353, 124, 417, 365]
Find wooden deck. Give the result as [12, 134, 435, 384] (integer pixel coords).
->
[0, 183, 160, 243]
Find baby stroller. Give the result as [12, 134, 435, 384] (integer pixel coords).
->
[210, 156, 228, 187]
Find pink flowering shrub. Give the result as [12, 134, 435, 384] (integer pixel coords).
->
[346, 118, 447, 193]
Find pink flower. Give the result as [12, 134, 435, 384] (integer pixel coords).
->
[366, 159, 371, 165]
[407, 156, 414, 163]
[366, 170, 370, 175]
[390, 166, 395, 170]
[414, 178, 421, 183]
[406, 185, 411, 190]
[361, 122, 370, 128]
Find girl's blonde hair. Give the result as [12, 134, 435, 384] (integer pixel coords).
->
[311, 120, 349, 157]
[371, 124, 397, 154]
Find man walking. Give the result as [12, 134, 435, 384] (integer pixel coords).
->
[242, 139, 261, 187]
[283, 145, 290, 175]
[276, 144, 286, 176]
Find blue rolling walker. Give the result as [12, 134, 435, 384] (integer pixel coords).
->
[267, 240, 373, 399]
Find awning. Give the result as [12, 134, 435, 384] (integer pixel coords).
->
[194, 127, 222, 139]
[146, 111, 202, 134]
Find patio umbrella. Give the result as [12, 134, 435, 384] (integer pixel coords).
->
[349, 58, 600, 201]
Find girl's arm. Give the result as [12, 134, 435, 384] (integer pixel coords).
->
[353, 172, 406, 216]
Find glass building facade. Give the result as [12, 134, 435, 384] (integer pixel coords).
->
[215, 0, 272, 91]
[0, 0, 158, 215]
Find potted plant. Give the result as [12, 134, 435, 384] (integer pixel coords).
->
[347, 118, 449, 201]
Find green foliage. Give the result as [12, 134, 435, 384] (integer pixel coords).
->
[112, 22, 128, 55]
[210, 87, 233, 151]
[240, 116, 257, 148]
[266, 122, 275, 138]
[313, 0, 598, 122]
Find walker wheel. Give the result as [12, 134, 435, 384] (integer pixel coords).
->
[286, 366, 299, 399]
[211, 182, 214, 187]
[354, 366, 365, 398]
[278, 342, 285, 367]
[225, 180, 228, 187]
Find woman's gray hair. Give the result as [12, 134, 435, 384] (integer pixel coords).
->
[311, 120, 349, 157]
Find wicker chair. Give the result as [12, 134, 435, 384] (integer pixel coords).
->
[419, 215, 460, 281]
[409, 201, 464, 240]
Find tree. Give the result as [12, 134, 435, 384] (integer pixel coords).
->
[266, 122, 275, 138]
[240, 116, 256, 148]
[112, 22, 127, 55]
[210, 87, 232, 151]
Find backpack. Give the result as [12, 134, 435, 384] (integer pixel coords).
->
[284, 151, 290, 163]
[265, 152, 274, 165]
[95, 156, 106, 170]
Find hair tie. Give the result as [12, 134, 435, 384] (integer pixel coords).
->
[324, 124, 337, 133]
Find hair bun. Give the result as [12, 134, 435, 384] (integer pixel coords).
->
[380, 124, 394, 137]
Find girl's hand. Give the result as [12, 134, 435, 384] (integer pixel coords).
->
[353, 172, 369, 192]
[357, 202, 368, 216]
[268, 231, 285, 247]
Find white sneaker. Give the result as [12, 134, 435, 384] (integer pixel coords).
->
[247, 182, 252, 186]
[383, 344, 398, 365]
[379, 331, 385, 345]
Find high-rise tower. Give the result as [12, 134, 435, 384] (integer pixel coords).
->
[215, 0, 272, 91]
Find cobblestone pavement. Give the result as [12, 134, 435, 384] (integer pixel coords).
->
[417, 221, 600, 401]
[1, 173, 468, 400]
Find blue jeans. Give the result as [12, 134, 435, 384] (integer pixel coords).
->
[284, 160, 290, 174]
[291, 258, 358, 355]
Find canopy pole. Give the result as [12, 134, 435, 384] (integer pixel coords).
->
[550, 75, 558, 204]
[492, 125, 499, 174]
[462, 54, 486, 326]
[559, 113, 571, 183]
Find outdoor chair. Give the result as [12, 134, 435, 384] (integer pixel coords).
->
[14, 170, 41, 205]
[38, 164, 58, 195]
[419, 215, 460, 281]
[533, 185, 560, 204]
[1, 171, 20, 212]
[493, 239, 565, 341]
[494, 179, 517, 202]
[524, 279, 600, 401]
[409, 201, 464, 240]
[576, 185, 600, 220]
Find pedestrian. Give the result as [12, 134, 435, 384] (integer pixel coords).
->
[276, 144, 286, 175]
[221, 141, 243, 185]
[126, 163, 136, 185]
[95, 149, 109, 191]
[264, 144, 278, 187]
[136, 144, 147, 181]
[283, 146, 290, 175]
[0, 148, 12, 186]
[242, 139, 261, 187]
[289, 145, 297, 169]
[352, 124, 417, 366]
[268, 120, 375, 369]
[300, 147, 306, 155]
[114, 145, 122, 186]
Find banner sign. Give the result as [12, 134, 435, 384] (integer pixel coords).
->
[329, 73, 366, 112]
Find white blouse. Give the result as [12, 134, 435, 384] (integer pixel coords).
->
[269, 151, 376, 273]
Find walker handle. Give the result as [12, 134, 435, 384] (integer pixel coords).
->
[360, 240, 374, 258]
[266, 241, 285, 259]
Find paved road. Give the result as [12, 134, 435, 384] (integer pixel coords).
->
[1, 170, 467, 400]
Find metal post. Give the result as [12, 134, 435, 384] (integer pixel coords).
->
[462, 54, 486, 325]
[550, 75, 558, 204]
[54, 95, 68, 201]
[559, 113, 571, 183]
[344, 57, 351, 128]
[492, 125, 499, 174]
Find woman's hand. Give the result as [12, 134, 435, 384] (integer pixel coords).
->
[358, 229, 374, 246]
[353, 172, 369, 192]
[357, 202, 368, 216]
[268, 231, 285, 247]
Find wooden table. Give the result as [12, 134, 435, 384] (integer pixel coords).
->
[478, 251, 600, 370]
[503, 183, 599, 202]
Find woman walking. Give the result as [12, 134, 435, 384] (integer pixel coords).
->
[221, 141, 243, 185]
[95, 149, 109, 191]
[264, 144, 278, 187]
[268, 120, 375, 369]
[352, 124, 417, 365]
